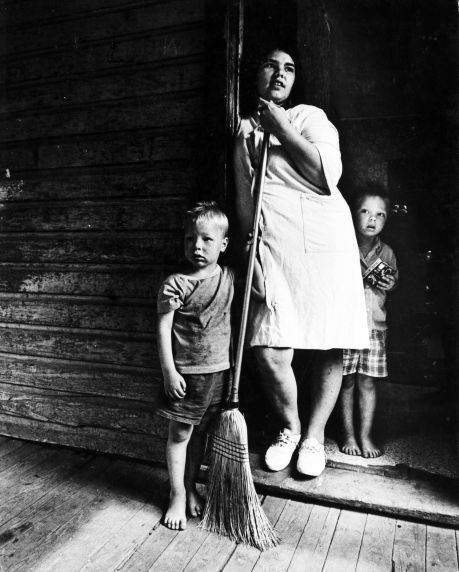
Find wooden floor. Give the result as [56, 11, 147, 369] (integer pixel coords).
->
[0, 436, 458, 572]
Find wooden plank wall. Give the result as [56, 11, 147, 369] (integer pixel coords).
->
[0, 0, 223, 460]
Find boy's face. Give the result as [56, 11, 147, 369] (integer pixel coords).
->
[184, 219, 228, 270]
[355, 195, 388, 239]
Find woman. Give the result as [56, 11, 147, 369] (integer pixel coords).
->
[234, 48, 369, 477]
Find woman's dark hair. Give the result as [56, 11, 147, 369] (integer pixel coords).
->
[239, 45, 305, 116]
[350, 182, 391, 213]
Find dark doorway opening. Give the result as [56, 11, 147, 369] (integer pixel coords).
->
[237, 0, 457, 500]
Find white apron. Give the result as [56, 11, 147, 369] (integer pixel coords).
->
[234, 105, 369, 350]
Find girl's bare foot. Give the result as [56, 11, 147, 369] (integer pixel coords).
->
[187, 488, 204, 518]
[340, 436, 361, 456]
[163, 491, 187, 530]
[360, 436, 382, 458]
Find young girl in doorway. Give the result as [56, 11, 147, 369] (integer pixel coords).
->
[339, 185, 399, 458]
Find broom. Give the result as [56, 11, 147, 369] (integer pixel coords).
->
[199, 131, 280, 550]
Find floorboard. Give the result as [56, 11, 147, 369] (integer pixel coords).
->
[182, 532, 236, 572]
[392, 519, 427, 572]
[0, 442, 53, 476]
[0, 448, 93, 527]
[287, 505, 340, 572]
[322, 509, 367, 572]
[148, 517, 210, 572]
[253, 499, 312, 571]
[426, 525, 458, 571]
[0, 456, 115, 572]
[222, 496, 286, 572]
[356, 514, 396, 572]
[33, 460, 162, 572]
[0, 436, 27, 459]
[0, 437, 457, 572]
[119, 519, 180, 571]
[79, 470, 168, 571]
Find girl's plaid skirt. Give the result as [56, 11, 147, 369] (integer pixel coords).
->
[343, 329, 388, 377]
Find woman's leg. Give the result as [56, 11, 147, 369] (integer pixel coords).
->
[253, 346, 301, 434]
[339, 373, 361, 455]
[296, 349, 343, 476]
[253, 346, 301, 470]
[356, 374, 381, 458]
[305, 348, 343, 444]
[164, 420, 194, 530]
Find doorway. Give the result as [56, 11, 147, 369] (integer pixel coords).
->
[235, 0, 457, 490]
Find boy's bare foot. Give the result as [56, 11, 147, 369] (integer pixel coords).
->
[187, 488, 204, 518]
[340, 437, 361, 456]
[360, 436, 382, 458]
[163, 491, 187, 530]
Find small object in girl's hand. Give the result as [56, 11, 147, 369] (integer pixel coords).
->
[363, 258, 394, 287]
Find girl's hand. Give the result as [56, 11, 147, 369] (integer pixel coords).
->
[376, 274, 396, 291]
[258, 97, 290, 137]
[164, 370, 187, 399]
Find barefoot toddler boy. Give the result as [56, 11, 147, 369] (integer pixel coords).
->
[156, 202, 234, 531]
[339, 185, 398, 458]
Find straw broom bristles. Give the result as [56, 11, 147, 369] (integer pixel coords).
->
[199, 131, 278, 550]
[199, 408, 280, 551]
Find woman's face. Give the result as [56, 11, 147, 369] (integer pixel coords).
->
[256, 50, 296, 104]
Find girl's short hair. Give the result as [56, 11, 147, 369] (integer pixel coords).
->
[185, 201, 229, 236]
[350, 183, 391, 213]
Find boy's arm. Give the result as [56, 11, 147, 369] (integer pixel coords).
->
[157, 311, 186, 399]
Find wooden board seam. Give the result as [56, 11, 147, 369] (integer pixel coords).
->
[0, 21, 206, 64]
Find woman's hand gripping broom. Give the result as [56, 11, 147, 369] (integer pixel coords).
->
[199, 132, 280, 550]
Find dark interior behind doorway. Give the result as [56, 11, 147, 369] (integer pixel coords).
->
[239, 0, 457, 473]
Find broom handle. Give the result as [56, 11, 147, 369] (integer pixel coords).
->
[230, 130, 270, 406]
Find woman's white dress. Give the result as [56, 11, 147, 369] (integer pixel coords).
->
[234, 104, 369, 350]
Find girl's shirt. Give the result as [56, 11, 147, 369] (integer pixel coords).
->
[157, 265, 234, 374]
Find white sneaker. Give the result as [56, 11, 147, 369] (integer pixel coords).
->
[265, 429, 301, 471]
[296, 438, 326, 476]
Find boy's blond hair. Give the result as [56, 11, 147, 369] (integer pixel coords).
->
[185, 201, 229, 237]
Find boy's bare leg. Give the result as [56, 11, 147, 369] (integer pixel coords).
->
[339, 373, 361, 455]
[164, 420, 193, 530]
[185, 428, 206, 517]
[357, 374, 381, 458]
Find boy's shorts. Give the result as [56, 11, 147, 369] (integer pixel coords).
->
[343, 329, 388, 378]
[156, 369, 230, 426]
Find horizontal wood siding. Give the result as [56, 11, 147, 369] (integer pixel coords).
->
[0, 0, 219, 461]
